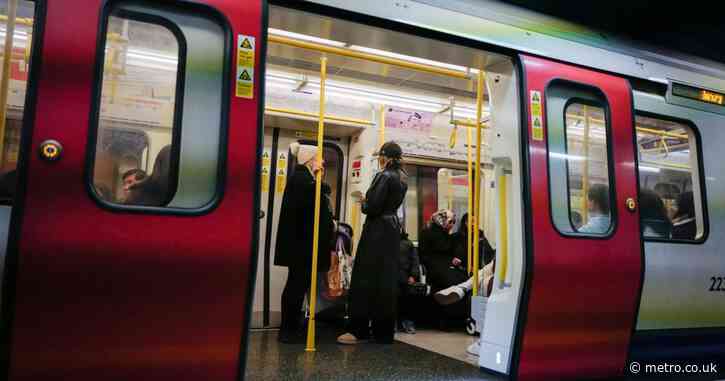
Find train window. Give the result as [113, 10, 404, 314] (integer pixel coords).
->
[635, 114, 706, 241]
[92, 13, 181, 206]
[0, 1, 36, 205]
[402, 164, 469, 241]
[89, 2, 228, 212]
[547, 82, 614, 236]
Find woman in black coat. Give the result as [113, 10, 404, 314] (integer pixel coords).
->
[451, 213, 496, 270]
[419, 209, 468, 290]
[275, 143, 335, 343]
[337, 141, 408, 345]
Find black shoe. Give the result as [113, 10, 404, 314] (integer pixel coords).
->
[278, 330, 305, 344]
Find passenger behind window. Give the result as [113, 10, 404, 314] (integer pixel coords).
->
[639, 188, 672, 238]
[671, 191, 696, 240]
[578, 184, 610, 234]
[397, 231, 421, 335]
[570, 211, 583, 230]
[126, 145, 172, 206]
[121, 168, 147, 203]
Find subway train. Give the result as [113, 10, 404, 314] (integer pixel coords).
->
[0, 0, 723, 380]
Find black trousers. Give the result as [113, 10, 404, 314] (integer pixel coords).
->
[280, 265, 312, 334]
[350, 317, 395, 343]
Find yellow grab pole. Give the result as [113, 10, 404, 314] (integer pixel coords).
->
[466, 120, 473, 275]
[472, 69, 484, 296]
[581, 106, 590, 223]
[378, 105, 385, 149]
[496, 173, 508, 287]
[306, 56, 327, 352]
[0, 0, 18, 168]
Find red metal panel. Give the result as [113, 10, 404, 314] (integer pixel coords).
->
[7, 0, 262, 379]
[517, 55, 642, 380]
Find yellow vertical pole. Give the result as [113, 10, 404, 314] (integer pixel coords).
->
[466, 122, 473, 275]
[378, 105, 385, 149]
[581, 106, 590, 223]
[497, 173, 508, 287]
[0, 0, 18, 168]
[305, 55, 327, 352]
[472, 69, 483, 296]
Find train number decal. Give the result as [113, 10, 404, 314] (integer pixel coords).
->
[710, 277, 725, 292]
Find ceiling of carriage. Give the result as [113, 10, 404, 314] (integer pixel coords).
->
[267, 5, 510, 104]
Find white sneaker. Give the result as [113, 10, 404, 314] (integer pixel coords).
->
[434, 285, 465, 305]
[467, 339, 480, 356]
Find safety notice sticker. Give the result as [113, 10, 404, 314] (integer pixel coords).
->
[236, 35, 255, 99]
[530, 90, 543, 141]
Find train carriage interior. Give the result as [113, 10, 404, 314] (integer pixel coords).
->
[247, 5, 526, 378]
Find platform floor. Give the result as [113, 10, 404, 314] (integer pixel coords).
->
[243, 325, 501, 381]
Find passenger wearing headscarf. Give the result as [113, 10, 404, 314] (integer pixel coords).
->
[125, 145, 173, 206]
[275, 142, 335, 344]
[671, 191, 696, 240]
[419, 209, 467, 291]
[337, 141, 408, 345]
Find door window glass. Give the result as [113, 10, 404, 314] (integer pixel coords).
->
[0, 0, 36, 204]
[92, 14, 181, 206]
[636, 114, 706, 241]
[546, 81, 614, 236]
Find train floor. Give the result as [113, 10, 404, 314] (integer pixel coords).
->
[244, 323, 502, 381]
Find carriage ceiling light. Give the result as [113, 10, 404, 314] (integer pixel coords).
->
[265, 70, 486, 119]
[268, 28, 347, 48]
[267, 28, 478, 76]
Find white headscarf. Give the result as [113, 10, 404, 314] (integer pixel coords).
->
[290, 142, 318, 165]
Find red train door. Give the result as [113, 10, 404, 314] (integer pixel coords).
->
[2, 1, 264, 380]
[516, 55, 642, 380]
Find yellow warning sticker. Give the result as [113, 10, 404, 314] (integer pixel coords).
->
[236, 35, 255, 99]
[276, 167, 287, 194]
[261, 150, 271, 192]
[261, 167, 270, 192]
[530, 90, 543, 141]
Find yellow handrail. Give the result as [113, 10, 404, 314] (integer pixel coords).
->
[265, 106, 373, 126]
[496, 173, 508, 287]
[466, 120, 473, 275]
[581, 106, 590, 223]
[306, 55, 327, 352]
[378, 105, 385, 149]
[0, 0, 18, 168]
[268, 34, 471, 80]
[472, 69, 483, 297]
[0, 13, 31, 27]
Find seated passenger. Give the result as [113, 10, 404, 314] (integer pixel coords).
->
[121, 168, 147, 203]
[397, 231, 421, 334]
[570, 211, 583, 230]
[452, 213, 495, 271]
[671, 191, 696, 240]
[639, 188, 672, 238]
[433, 258, 495, 305]
[126, 145, 172, 206]
[578, 184, 611, 234]
[419, 209, 467, 290]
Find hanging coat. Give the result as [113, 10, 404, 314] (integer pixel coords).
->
[349, 167, 408, 321]
[274, 164, 334, 272]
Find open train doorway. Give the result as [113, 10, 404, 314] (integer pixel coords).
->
[246, 4, 526, 380]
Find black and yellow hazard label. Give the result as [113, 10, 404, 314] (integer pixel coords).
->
[530, 90, 543, 141]
[236, 34, 255, 99]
